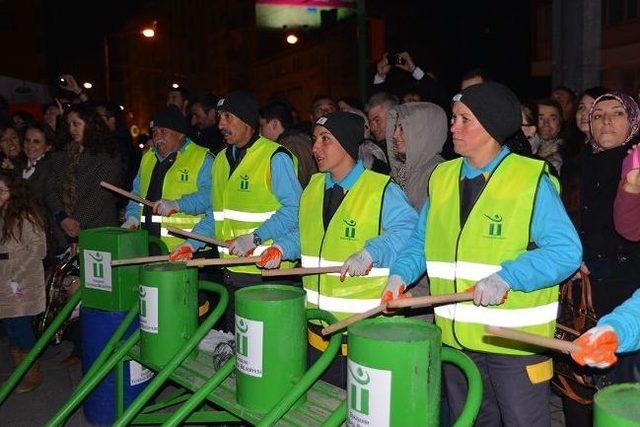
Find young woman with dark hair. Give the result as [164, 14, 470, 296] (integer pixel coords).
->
[0, 172, 47, 393]
[45, 103, 123, 254]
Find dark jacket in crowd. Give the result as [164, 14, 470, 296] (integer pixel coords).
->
[192, 125, 225, 156]
[45, 149, 123, 252]
[23, 153, 53, 204]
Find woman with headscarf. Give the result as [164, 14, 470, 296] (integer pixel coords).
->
[383, 82, 582, 426]
[576, 91, 640, 381]
[578, 92, 640, 318]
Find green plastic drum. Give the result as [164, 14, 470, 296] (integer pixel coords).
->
[348, 317, 441, 426]
[594, 383, 640, 426]
[139, 262, 198, 367]
[79, 227, 149, 311]
[234, 285, 307, 412]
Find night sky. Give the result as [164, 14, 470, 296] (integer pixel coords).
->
[37, 0, 545, 101]
[369, 0, 547, 98]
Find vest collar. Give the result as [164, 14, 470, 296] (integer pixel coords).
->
[461, 146, 510, 179]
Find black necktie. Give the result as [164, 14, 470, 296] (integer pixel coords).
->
[323, 184, 345, 230]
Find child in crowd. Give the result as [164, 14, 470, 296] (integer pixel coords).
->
[0, 172, 47, 393]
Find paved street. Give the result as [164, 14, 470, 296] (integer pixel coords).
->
[1, 336, 566, 426]
[0, 339, 89, 426]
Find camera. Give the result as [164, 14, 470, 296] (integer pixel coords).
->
[388, 53, 406, 66]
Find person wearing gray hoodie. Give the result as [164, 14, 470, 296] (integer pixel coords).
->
[385, 102, 448, 307]
[385, 102, 448, 211]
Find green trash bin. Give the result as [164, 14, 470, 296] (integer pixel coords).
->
[348, 317, 482, 426]
[139, 262, 199, 367]
[594, 383, 640, 426]
[79, 227, 149, 311]
[234, 285, 307, 412]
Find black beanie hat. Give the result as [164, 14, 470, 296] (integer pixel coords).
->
[458, 82, 521, 144]
[216, 91, 259, 129]
[314, 111, 364, 160]
[150, 105, 188, 135]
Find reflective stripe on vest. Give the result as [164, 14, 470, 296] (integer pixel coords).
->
[426, 261, 501, 282]
[301, 255, 390, 277]
[305, 289, 380, 314]
[434, 302, 559, 327]
[211, 136, 297, 274]
[218, 209, 275, 223]
[300, 170, 390, 321]
[426, 153, 559, 355]
[138, 140, 209, 250]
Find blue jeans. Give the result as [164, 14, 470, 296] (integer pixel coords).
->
[1, 316, 37, 350]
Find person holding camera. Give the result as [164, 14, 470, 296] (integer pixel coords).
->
[373, 52, 449, 112]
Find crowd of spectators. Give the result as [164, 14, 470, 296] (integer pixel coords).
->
[0, 51, 638, 427]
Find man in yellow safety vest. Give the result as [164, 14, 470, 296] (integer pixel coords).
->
[257, 111, 418, 387]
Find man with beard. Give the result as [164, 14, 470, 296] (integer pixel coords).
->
[122, 105, 212, 252]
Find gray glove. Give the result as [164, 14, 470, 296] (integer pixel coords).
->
[154, 199, 179, 216]
[228, 233, 257, 256]
[340, 249, 373, 281]
[121, 216, 140, 230]
[474, 273, 510, 306]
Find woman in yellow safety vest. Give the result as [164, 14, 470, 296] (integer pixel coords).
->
[258, 111, 418, 388]
[384, 82, 582, 426]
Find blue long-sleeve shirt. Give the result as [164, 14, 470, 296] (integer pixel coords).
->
[599, 289, 640, 353]
[277, 160, 418, 266]
[124, 139, 213, 247]
[185, 148, 302, 250]
[390, 147, 583, 291]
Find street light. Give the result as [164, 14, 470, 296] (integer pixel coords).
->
[171, 83, 180, 89]
[141, 21, 157, 38]
[83, 82, 93, 89]
[141, 28, 155, 38]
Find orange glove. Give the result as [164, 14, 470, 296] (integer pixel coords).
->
[256, 245, 283, 269]
[571, 325, 619, 368]
[169, 243, 194, 262]
[382, 285, 408, 304]
[380, 275, 410, 313]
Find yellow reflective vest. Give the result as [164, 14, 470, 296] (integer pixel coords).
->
[211, 136, 297, 274]
[426, 153, 559, 355]
[138, 140, 209, 250]
[300, 169, 390, 321]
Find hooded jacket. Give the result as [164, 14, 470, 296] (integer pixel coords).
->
[385, 102, 447, 210]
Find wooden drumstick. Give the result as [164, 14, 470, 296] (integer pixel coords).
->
[322, 290, 475, 335]
[386, 291, 474, 309]
[185, 256, 260, 267]
[485, 325, 580, 354]
[100, 181, 154, 208]
[111, 255, 169, 266]
[321, 304, 386, 336]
